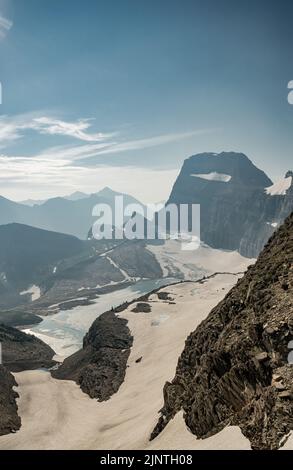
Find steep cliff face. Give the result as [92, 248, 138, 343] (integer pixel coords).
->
[0, 324, 57, 436]
[52, 311, 133, 401]
[151, 212, 293, 450]
[0, 324, 56, 372]
[239, 172, 293, 257]
[0, 365, 21, 436]
[167, 152, 293, 257]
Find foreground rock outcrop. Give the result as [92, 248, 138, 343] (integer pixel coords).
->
[0, 324, 56, 372]
[52, 311, 133, 401]
[0, 365, 21, 436]
[151, 212, 293, 450]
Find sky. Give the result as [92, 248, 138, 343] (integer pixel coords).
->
[0, 0, 293, 203]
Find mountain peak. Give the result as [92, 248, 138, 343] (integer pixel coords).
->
[65, 191, 88, 201]
[96, 186, 117, 197]
[167, 151, 289, 256]
[184, 151, 272, 187]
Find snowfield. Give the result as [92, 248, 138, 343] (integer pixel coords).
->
[147, 240, 251, 279]
[0, 274, 252, 450]
[265, 175, 292, 196]
[191, 172, 232, 182]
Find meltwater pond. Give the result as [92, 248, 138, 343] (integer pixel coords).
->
[25, 278, 177, 358]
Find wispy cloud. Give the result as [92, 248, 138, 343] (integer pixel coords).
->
[31, 117, 113, 142]
[0, 111, 217, 200]
[0, 111, 216, 161]
[34, 128, 216, 162]
[86, 129, 215, 157]
[0, 114, 112, 145]
[0, 14, 13, 39]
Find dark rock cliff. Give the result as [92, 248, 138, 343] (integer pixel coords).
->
[151, 212, 293, 450]
[0, 324, 56, 436]
[0, 324, 56, 372]
[0, 365, 21, 436]
[52, 311, 133, 401]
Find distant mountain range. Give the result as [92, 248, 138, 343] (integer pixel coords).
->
[1, 153, 292, 257]
[20, 190, 88, 206]
[0, 187, 145, 239]
[1, 152, 292, 313]
[168, 152, 293, 257]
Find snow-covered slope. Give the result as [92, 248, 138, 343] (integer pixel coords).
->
[146, 240, 251, 280]
[265, 175, 292, 196]
[0, 273, 252, 450]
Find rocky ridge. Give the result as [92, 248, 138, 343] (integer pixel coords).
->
[0, 365, 21, 436]
[0, 324, 56, 372]
[52, 311, 133, 401]
[151, 212, 293, 450]
[0, 323, 56, 437]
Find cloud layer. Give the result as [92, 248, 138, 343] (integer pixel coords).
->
[0, 154, 179, 203]
[0, 14, 12, 39]
[0, 112, 215, 202]
[0, 114, 112, 144]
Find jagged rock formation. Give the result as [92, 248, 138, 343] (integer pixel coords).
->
[0, 365, 21, 436]
[0, 324, 56, 372]
[151, 212, 293, 450]
[167, 152, 293, 257]
[52, 311, 133, 401]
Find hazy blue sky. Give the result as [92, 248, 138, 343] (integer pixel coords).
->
[0, 0, 292, 201]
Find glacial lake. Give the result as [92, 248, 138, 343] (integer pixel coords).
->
[25, 278, 177, 358]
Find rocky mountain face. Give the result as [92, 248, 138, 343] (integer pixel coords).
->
[0, 323, 56, 436]
[0, 223, 85, 308]
[52, 311, 133, 401]
[151, 212, 293, 449]
[0, 365, 21, 436]
[0, 221, 162, 314]
[0, 223, 83, 288]
[0, 324, 56, 372]
[167, 152, 293, 257]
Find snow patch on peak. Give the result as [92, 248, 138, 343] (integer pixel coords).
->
[265, 176, 292, 196]
[191, 172, 232, 183]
